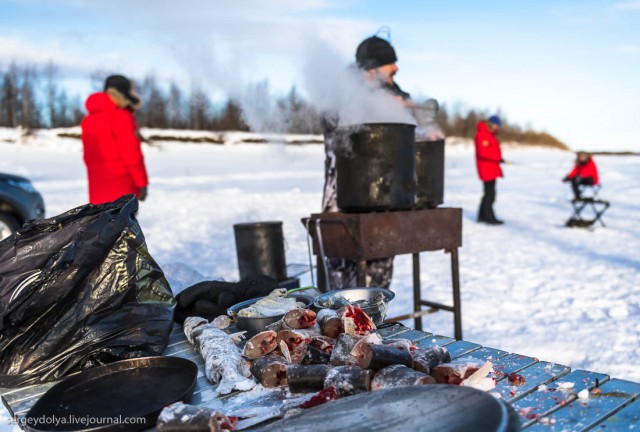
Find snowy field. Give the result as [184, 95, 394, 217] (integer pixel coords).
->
[1, 128, 639, 429]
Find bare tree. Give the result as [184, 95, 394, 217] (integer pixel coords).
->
[19, 65, 41, 129]
[167, 82, 186, 129]
[276, 86, 322, 134]
[44, 62, 59, 127]
[188, 85, 210, 130]
[213, 99, 248, 131]
[137, 75, 168, 128]
[70, 95, 85, 125]
[1, 62, 19, 127]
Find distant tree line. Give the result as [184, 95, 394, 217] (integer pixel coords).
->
[0, 62, 84, 128]
[434, 103, 568, 149]
[0, 61, 566, 148]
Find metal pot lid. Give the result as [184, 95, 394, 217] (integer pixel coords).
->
[259, 384, 520, 432]
[24, 356, 198, 432]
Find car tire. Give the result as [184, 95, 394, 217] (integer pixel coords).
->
[0, 211, 21, 241]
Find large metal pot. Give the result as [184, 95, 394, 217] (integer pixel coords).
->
[335, 123, 416, 212]
[233, 221, 287, 282]
[415, 138, 445, 209]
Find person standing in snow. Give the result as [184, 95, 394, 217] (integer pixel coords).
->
[562, 151, 599, 200]
[81, 74, 149, 205]
[475, 115, 505, 225]
[320, 34, 414, 291]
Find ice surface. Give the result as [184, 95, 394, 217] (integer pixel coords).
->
[1, 128, 639, 429]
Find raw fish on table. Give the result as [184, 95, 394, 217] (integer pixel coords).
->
[184, 316, 256, 395]
[324, 365, 373, 396]
[243, 330, 278, 359]
[237, 289, 302, 318]
[156, 402, 237, 431]
[283, 308, 317, 329]
[316, 309, 343, 338]
[250, 354, 289, 388]
[412, 346, 451, 374]
[339, 305, 376, 335]
[371, 364, 435, 390]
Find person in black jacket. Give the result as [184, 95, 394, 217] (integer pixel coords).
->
[319, 34, 414, 291]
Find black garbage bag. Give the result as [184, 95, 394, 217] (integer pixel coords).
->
[0, 195, 175, 388]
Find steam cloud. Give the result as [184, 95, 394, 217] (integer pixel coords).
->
[300, 39, 416, 128]
[192, 38, 417, 133]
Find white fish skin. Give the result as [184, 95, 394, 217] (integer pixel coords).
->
[184, 317, 256, 395]
[183, 316, 208, 344]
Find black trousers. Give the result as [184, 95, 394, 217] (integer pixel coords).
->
[478, 180, 498, 222]
[570, 176, 595, 199]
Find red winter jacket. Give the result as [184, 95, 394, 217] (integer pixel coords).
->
[81, 93, 148, 204]
[567, 158, 599, 185]
[474, 121, 503, 182]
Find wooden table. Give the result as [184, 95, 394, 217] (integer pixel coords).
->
[3, 323, 638, 430]
[304, 208, 463, 339]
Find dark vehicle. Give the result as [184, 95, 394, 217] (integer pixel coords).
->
[0, 172, 45, 241]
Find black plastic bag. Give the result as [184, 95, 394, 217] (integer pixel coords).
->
[0, 195, 175, 387]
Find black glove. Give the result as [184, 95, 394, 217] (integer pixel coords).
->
[173, 280, 234, 323]
[562, 176, 571, 182]
[237, 275, 280, 301]
[173, 276, 280, 323]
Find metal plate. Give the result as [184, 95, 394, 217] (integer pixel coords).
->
[24, 356, 198, 432]
[257, 385, 520, 432]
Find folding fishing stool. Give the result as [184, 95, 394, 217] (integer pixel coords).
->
[566, 184, 610, 228]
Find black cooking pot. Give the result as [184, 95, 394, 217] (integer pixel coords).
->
[415, 138, 445, 209]
[233, 221, 287, 282]
[335, 123, 416, 212]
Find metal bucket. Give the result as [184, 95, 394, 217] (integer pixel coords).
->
[415, 139, 445, 209]
[335, 123, 416, 212]
[233, 221, 287, 282]
[227, 293, 313, 337]
[313, 287, 395, 326]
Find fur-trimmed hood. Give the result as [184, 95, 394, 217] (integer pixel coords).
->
[105, 87, 142, 110]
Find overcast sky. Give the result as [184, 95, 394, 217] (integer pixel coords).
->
[1, 0, 639, 151]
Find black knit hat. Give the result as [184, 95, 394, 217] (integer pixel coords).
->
[355, 36, 398, 70]
[104, 74, 140, 105]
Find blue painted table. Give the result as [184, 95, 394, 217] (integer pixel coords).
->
[2, 323, 638, 430]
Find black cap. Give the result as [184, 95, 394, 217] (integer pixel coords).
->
[355, 36, 398, 70]
[104, 75, 140, 105]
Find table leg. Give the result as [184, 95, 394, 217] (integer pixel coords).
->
[412, 252, 422, 331]
[450, 248, 462, 340]
[356, 260, 367, 286]
[316, 255, 329, 293]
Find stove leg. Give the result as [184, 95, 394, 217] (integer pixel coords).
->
[316, 255, 329, 293]
[412, 253, 422, 331]
[450, 248, 462, 340]
[356, 260, 367, 286]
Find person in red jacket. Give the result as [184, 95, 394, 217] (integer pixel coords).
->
[562, 151, 599, 199]
[81, 75, 148, 205]
[475, 115, 505, 225]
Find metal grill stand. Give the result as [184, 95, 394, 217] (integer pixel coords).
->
[303, 208, 463, 339]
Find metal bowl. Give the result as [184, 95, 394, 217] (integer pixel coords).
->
[313, 287, 395, 326]
[227, 293, 313, 337]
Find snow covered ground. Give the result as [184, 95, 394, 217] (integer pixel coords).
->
[1, 128, 639, 429]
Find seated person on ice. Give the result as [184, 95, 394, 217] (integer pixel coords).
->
[562, 151, 599, 200]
